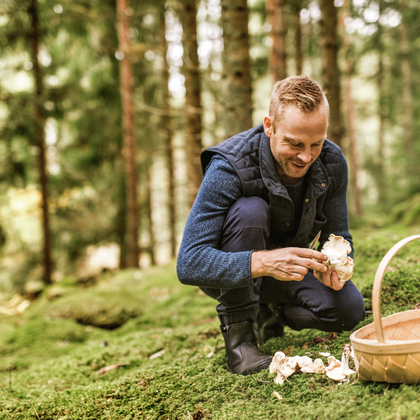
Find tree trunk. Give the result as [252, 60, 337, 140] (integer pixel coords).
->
[400, 22, 414, 164]
[116, 163, 127, 269]
[267, 0, 287, 81]
[145, 164, 156, 266]
[319, 0, 343, 147]
[376, 39, 387, 206]
[180, 0, 203, 208]
[116, 0, 139, 267]
[160, 4, 177, 258]
[292, 0, 303, 75]
[220, 0, 253, 138]
[341, 0, 362, 216]
[28, 0, 53, 285]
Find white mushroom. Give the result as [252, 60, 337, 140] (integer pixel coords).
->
[320, 234, 354, 282]
[325, 345, 355, 381]
[269, 352, 296, 385]
[270, 353, 326, 383]
[326, 356, 341, 372]
[300, 358, 326, 374]
[340, 344, 355, 376]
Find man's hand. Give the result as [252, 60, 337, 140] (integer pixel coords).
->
[313, 267, 345, 291]
[251, 247, 328, 282]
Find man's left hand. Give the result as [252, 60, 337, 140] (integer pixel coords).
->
[314, 267, 345, 291]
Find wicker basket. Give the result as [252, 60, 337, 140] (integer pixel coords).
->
[350, 235, 420, 384]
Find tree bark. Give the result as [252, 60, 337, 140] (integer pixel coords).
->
[319, 0, 343, 147]
[341, 0, 362, 216]
[116, 0, 139, 267]
[267, 0, 287, 81]
[292, 0, 303, 75]
[145, 164, 156, 266]
[160, 4, 177, 258]
[28, 0, 53, 285]
[220, 0, 253, 139]
[180, 0, 203, 208]
[376, 2, 387, 206]
[400, 22, 414, 163]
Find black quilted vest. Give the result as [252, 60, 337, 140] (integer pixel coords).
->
[201, 124, 344, 248]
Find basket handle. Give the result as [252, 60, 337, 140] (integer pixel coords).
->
[372, 235, 420, 343]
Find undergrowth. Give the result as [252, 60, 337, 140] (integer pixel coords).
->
[1, 226, 420, 419]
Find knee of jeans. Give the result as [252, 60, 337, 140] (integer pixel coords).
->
[332, 293, 365, 331]
[224, 196, 270, 232]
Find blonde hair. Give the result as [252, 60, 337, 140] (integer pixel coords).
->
[269, 76, 329, 129]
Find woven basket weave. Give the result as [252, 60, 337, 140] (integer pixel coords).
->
[350, 235, 420, 384]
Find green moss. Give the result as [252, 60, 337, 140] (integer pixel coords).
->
[2, 232, 420, 419]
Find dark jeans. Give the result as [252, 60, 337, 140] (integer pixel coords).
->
[201, 196, 365, 332]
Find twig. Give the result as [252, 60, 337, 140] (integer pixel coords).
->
[384, 384, 390, 395]
[28, 401, 40, 420]
[257, 379, 271, 383]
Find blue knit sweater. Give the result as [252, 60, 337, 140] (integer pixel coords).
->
[177, 155, 352, 289]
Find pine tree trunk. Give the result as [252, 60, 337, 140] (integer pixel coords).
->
[145, 164, 156, 266]
[117, 163, 127, 269]
[28, 0, 52, 285]
[116, 0, 139, 267]
[180, 0, 203, 208]
[319, 0, 343, 147]
[377, 44, 387, 205]
[160, 4, 177, 258]
[267, 0, 287, 81]
[400, 22, 414, 163]
[293, 0, 303, 75]
[341, 1, 362, 216]
[220, 0, 253, 138]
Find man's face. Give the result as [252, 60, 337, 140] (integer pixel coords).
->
[263, 104, 328, 184]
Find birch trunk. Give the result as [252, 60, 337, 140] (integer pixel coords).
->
[29, 0, 53, 284]
[117, 0, 139, 267]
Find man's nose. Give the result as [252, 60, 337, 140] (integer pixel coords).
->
[297, 148, 311, 163]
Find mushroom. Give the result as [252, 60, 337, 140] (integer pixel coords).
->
[340, 344, 355, 376]
[270, 353, 326, 383]
[269, 352, 296, 385]
[300, 358, 325, 374]
[325, 345, 355, 381]
[320, 234, 354, 282]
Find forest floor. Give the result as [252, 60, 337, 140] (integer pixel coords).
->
[1, 223, 420, 419]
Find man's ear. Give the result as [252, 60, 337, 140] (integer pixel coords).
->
[263, 115, 272, 138]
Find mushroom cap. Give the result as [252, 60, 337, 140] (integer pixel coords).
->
[326, 367, 347, 381]
[321, 234, 354, 281]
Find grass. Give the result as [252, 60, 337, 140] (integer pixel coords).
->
[1, 224, 420, 419]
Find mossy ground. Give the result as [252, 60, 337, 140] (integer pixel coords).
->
[1, 226, 420, 419]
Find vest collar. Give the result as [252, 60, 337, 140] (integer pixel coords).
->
[259, 130, 330, 198]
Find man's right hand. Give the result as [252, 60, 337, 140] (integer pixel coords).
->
[251, 247, 328, 281]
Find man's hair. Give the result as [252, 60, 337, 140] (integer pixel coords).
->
[269, 75, 329, 128]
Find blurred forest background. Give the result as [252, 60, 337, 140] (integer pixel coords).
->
[0, 0, 420, 303]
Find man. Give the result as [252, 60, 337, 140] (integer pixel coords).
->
[177, 76, 365, 376]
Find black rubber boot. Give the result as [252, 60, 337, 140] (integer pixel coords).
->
[220, 320, 272, 375]
[254, 303, 284, 346]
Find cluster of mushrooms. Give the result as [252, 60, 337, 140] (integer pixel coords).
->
[269, 235, 356, 385]
[269, 344, 355, 385]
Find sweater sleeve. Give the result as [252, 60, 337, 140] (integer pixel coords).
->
[318, 154, 354, 258]
[177, 156, 255, 289]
